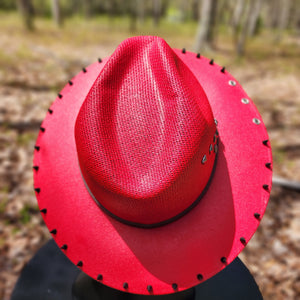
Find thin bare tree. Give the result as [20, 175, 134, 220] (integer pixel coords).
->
[17, 0, 34, 31]
[82, 0, 92, 19]
[191, 0, 200, 21]
[232, 0, 247, 41]
[51, 0, 63, 27]
[236, 0, 256, 56]
[137, 0, 145, 24]
[278, 0, 292, 30]
[153, 0, 161, 27]
[266, 0, 280, 28]
[247, 0, 263, 36]
[128, 0, 138, 32]
[194, 0, 218, 52]
[289, 0, 300, 30]
[275, 0, 293, 41]
[180, 0, 189, 22]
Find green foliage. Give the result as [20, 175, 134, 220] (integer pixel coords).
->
[20, 204, 32, 224]
[32, 0, 52, 18]
[12, 226, 20, 235]
[253, 16, 264, 36]
[0, 0, 16, 11]
[0, 196, 8, 214]
[18, 204, 40, 225]
[17, 132, 36, 146]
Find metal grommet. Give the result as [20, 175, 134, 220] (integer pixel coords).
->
[201, 155, 207, 164]
[214, 118, 218, 126]
[209, 144, 213, 154]
[253, 118, 261, 125]
[214, 144, 218, 154]
[241, 98, 249, 104]
[228, 80, 236, 86]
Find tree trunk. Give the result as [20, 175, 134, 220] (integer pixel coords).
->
[248, 0, 263, 36]
[191, 0, 200, 21]
[289, 0, 300, 31]
[17, 0, 34, 31]
[217, 0, 228, 26]
[278, 0, 292, 30]
[236, 0, 256, 56]
[194, 0, 218, 52]
[232, 0, 246, 40]
[137, 0, 145, 24]
[128, 0, 137, 32]
[107, 0, 118, 18]
[275, 0, 293, 41]
[208, 0, 218, 43]
[180, 0, 189, 22]
[51, 0, 63, 27]
[268, 0, 281, 28]
[153, 0, 161, 27]
[82, 0, 92, 19]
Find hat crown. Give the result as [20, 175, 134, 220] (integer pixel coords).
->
[75, 36, 216, 226]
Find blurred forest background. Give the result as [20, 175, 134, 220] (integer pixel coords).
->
[0, 0, 299, 300]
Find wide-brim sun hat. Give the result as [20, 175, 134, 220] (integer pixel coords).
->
[33, 36, 272, 295]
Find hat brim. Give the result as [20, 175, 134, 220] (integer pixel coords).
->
[33, 49, 272, 295]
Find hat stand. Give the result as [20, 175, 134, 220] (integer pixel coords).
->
[11, 239, 263, 300]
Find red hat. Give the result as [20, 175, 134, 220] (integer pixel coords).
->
[33, 36, 272, 295]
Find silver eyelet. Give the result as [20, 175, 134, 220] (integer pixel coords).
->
[253, 118, 261, 125]
[209, 144, 213, 153]
[228, 80, 236, 86]
[214, 118, 218, 126]
[202, 155, 207, 164]
[214, 144, 218, 153]
[241, 98, 249, 104]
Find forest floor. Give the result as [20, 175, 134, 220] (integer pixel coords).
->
[0, 13, 299, 300]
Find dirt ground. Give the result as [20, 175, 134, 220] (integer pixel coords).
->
[0, 16, 299, 300]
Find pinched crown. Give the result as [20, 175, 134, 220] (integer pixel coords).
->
[75, 36, 216, 226]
